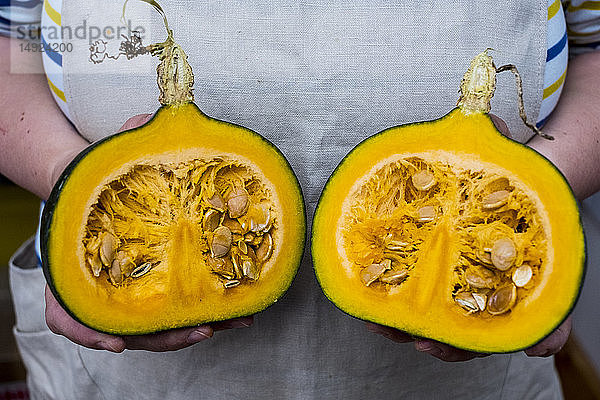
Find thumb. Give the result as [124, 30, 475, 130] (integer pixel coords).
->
[119, 113, 153, 132]
[489, 114, 512, 139]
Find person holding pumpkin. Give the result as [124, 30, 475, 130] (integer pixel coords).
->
[1, 0, 599, 398]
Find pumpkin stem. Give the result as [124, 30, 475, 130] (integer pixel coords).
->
[495, 64, 554, 140]
[123, 0, 195, 106]
[147, 31, 195, 106]
[458, 50, 553, 141]
[457, 49, 496, 115]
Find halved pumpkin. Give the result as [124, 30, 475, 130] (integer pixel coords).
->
[312, 51, 585, 353]
[41, 4, 305, 335]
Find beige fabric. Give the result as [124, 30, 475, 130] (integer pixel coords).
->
[15, 1, 565, 398]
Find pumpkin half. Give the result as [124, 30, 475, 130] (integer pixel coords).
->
[41, 4, 305, 335]
[312, 51, 585, 353]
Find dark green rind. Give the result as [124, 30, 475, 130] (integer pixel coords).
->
[41, 103, 307, 335]
[311, 109, 586, 354]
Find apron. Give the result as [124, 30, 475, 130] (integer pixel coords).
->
[11, 1, 566, 398]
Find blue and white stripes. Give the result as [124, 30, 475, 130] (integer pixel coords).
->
[0, 0, 42, 38]
[566, 0, 600, 53]
[538, 0, 569, 127]
[40, 0, 70, 119]
[0, 0, 71, 119]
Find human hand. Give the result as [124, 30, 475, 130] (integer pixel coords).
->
[45, 285, 253, 352]
[366, 316, 571, 362]
[44, 113, 255, 352]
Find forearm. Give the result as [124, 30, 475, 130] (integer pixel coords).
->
[528, 51, 600, 201]
[0, 36, 88, 200]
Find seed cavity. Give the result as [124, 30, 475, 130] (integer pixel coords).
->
[341, 156, 547, 319]
[82, 158, 276, 290]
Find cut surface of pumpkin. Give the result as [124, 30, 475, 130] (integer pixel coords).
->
[41, 1, 305, 335]
[312, 51, 584, 353]
[43, 104, 305, 335]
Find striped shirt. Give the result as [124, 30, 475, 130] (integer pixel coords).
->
[2, 0, 599, 127]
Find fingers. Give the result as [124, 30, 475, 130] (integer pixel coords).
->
[118, 113, 153, 132]
[414, 339, 488, 362]
[489, 113, 512, 138]
[366, 322, 414, 343]
[45, 285, 126, 353]
[366, 322, 489, 362]
[46, 285, 256, 352]
[525, 316, 572, 357]
[212, 316, 254, 331]
[123, 316, 254, 351]
[123, 326, 214, 351]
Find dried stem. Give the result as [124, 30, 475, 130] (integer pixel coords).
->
[495, 64, 554, 141]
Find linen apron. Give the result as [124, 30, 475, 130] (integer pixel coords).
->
[10, 1, 566, 398]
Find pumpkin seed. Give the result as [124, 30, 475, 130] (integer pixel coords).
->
[491, 237, 516, 271]
[207, 193, 226, 211]
[131, 262, 153, 278]
[224, 279, 240, 289]
[238, 240, 248, 254]
[114, 250, 135, 277]
[202, 209, 221, 232]
[242, 258, 259, 280]
[209, 256, 235, 279]
[464, 266, 496, 289]
[476, 249, 492, 264]
[379, 268, 408, 284]
[417, 205, 436, 222]
[256, 232, 273, 263]
[483, 190, 510, 209]
[472, 293, 488, 311]
[99, 232, 118, 267]
[411, 170, 436, 191]
[226, 187, 250, 218]
[222, 217, 244, 235]
[455, 292, 479, 312]
[512, 264, 533, 287]
[211, 226, 232, 258]
[487, 284, 517, 315]
[360, 262, 388, 286]
[215, 270, 236, 280]
[87, 252, 103, 277]
[247, 203, 271, 233]
[486, 177, 510, 192]
[231, 252, 243, 278]
[207, 255, 225, 269]
[109, 258, 123, 285]
[386, 240, 409, 251]
[85, 235, 101, 254]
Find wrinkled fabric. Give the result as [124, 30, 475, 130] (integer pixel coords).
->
[13, 1, 566, 399]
